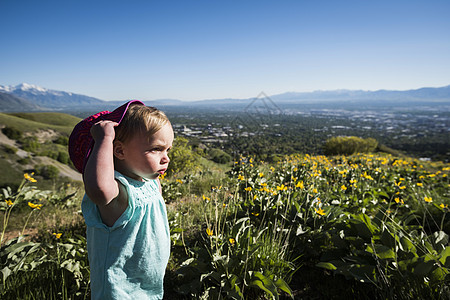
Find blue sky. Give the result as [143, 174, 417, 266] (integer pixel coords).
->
[1, 0, 449, 101]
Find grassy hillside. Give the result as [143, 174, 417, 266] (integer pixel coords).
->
[0, 112, 82, 189]
[0, 112, 80, 135]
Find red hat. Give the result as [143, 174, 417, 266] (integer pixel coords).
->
[68, 100, 144, 173]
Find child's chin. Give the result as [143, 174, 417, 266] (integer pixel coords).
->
[146, 173, 159, 180]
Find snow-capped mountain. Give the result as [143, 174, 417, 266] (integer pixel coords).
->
[0, 83, 104, 110]
[0, 91, 43, 112]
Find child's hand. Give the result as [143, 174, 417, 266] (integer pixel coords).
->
[90, 120, 119, 141]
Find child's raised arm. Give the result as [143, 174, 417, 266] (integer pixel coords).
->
[83, 120, 122, 212]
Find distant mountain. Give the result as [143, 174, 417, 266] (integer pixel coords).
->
[0, 83, 104, 110]
[270, 85, 450, 103]
[0, 83, 449, 113]
[0, 91, 43, 112]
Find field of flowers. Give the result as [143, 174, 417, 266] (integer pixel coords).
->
[1, 153, 449, 299]
[166, 153, 450, 299]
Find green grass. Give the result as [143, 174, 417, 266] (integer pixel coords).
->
[0, 112, 80, 135]
[9, 112, 81, 127]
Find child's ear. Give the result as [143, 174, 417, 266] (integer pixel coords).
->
[113, 141, 125, 160]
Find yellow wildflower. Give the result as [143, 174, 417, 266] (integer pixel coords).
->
[52, 233, 62, 239]
[394, 197, 404, 204]
[315, 207, 326, 216]
[341, 185, 347, 191]
[206, 228, 213, 236]
[28, 202, 43, 209]
[277, 184, 287, 191]
[313, 188, 318, 194]
[24, 173, 37, 183]
[424, 196, 433, 203]
[176, 179, 183, 184]
[202, 195, 210, 202]
[5, 199, 13, 206]
[251, 212, 260, 216]
[362, 172, 373, 180]
[296, 181, 304, 189]
[416, 183, 423, 187]
[244, 187, 252, 192]
[440, 203, 448, 209]
[229, 238, 236, 245]
[259, 172, 264, 177]
[238, 175, 245, 181]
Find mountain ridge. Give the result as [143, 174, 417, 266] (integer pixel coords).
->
[1, 83, 449, 112]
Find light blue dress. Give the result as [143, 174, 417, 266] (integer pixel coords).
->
[82, 171, 171, 300]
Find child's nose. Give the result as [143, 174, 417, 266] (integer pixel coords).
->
[161, 152, 170, 164]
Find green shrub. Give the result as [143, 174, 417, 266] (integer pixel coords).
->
[2, 144, 18, 154]
[17, 157, 31, 165]
[35, 164, 59, 179]
[1, 126, 22, 140]
[54, 135, 69, 146]
[323, 136, 378, 156]
[57, 151, 69, 164]
[167, 137, 202, 175]
[208, 148, 231, 164]
[20, 136, 39, 152]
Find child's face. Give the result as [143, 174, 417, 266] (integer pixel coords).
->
[116, 123, 174, 181]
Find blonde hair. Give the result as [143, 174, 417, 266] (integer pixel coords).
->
[115, 104, 169, 143]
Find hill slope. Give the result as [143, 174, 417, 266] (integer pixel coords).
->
[0, 112, 81, 135]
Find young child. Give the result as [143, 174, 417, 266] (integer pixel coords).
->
[68, 100, 173, 299]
